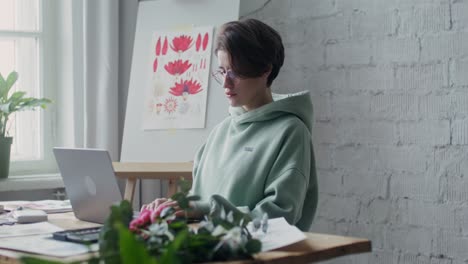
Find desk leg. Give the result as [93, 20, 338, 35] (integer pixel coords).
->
[124, 178, 137, 203]
[168, 179, 178, 197]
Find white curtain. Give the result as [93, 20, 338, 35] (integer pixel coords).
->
[56, 0, 119, 161]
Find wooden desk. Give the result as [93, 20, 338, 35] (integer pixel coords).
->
[112, 162, 193, 202]
[0, 212, 371, 263]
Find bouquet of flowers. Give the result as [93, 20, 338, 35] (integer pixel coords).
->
[98, 181, 262, 263]
[21, 181, 262, 264]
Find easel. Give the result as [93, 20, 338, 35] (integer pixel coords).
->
[120, 0, 239, 207]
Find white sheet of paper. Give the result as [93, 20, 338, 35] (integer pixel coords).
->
[248, 217, 307, 252]
[0, 200, 72, 213]
[0, 234, 98, 257]
[0, 222, 63, 238]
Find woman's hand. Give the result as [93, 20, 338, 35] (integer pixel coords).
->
[141, 198, 169, 211]
[141, 198, 201, 219]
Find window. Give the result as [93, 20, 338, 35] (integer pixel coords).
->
[0, 0, 56, 175]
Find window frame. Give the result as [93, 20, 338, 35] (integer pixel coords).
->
[1, 0, 58, 176]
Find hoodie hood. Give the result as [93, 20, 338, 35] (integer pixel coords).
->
[228, 91, 313, 132]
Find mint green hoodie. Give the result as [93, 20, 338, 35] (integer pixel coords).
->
[191, 91, 318, 231]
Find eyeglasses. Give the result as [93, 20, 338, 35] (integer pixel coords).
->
[211, 69, 240, 85]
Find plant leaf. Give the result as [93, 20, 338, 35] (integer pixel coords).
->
[6, 71, 18, 90]
[99, 200, 134, 263]
[179, 178, 192, 193]
[245, 239, 262, 254]
[186, 195, 200, 201]
[0, 73, 6, 100]
[159, 230, 188, 264]
[117, 223, 158, 264]
[0, 103, 10, 114]
[3, 71, 18, 100]
[13, 97, 52, 112]
[171, 192, 189, 210]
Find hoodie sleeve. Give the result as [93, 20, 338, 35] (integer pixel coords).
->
[189, 142, 205, 196]
[192, 143, 205, 177]
[251, 121, 311, 226]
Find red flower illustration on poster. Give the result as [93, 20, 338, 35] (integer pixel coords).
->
[170, 35, 193, 53]
[164, 59, 192, 76]
[153, 58, 158, 72]
[196, 33, 202, 52]
[169, 79, 202, 97]
[155, 37, 161, 56]
[202, 32, 209, 51]
[162, 37, 168, 55]
[164, 97, 178, 114]
[145, 26, 213, 130]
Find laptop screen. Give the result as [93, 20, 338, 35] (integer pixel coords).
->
[53, 148, 123, 224]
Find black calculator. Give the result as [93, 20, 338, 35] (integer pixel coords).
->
[52, 227, 102, 244]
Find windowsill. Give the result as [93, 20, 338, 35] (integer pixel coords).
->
[0, 174, 64, 192]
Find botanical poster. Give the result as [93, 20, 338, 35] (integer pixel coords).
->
[142, 26, 213, 130]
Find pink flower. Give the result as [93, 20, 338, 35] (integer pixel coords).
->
[129, 209, 152, 232]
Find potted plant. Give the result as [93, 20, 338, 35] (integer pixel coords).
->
[0, 71, 52, 179]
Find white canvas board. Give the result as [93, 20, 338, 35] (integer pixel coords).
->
[122, 0, 239, 163]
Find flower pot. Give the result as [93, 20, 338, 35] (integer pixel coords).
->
[0, 137, 13, 179]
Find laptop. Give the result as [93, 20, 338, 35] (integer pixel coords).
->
[53, 148, 123, 224]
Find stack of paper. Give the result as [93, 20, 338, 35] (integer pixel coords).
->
[0, 235, 97, 257]
[0, 222, 63, 238]
[247, 217, 306, 252]
[0, 222, 97, 257]
[0, 200, 72, 214]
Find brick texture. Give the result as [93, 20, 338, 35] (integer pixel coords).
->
[246, 0, 468, 262]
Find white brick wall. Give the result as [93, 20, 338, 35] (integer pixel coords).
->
[453, 0, 468, 31]
[247, 0, 468, 262]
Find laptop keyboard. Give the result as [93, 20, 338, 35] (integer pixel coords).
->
[52, 227, 101, 244]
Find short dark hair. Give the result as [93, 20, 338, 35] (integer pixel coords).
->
[215, 18, 284, 87]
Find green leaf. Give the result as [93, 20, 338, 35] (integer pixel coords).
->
[7, 91, 26, 111]
[245, 239, 262, 254]
[117, 223, 158, 264]
[168, 220, 187, 231]
[14, 98, 52, 112]
[9, 91, 26, 101]
[99, 200, 134, 263]
[179, 178, 192, 193]
[159, 230, 188, 264]
[0, 73, 6, 99]
[6, 71, 18, 91]
[0, 71, 52, 137]
[170, 192, 184, 201]
[1, 71, 18, 101]
[186, 195, 200, 201]
[171, 192, 190, 210]
[0, 103, 10, 114]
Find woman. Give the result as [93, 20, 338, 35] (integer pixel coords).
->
[143, 18, 318, 231]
